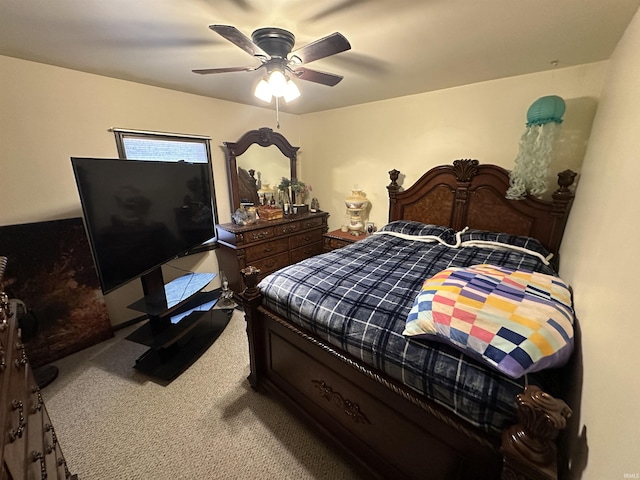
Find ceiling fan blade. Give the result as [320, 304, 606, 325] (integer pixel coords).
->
[209, 24, 270, 59]
[192, 66, 258, 75]
[293, 67, 344, 87]
[289, 32, 351, 65]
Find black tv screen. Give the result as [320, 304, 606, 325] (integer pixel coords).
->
[71, 158, 216, 294]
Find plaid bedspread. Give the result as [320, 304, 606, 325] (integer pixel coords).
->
[258, 231, 563, 435]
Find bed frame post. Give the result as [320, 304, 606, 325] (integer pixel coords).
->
[548, 169, 577, 256]
[387, 169, 401, 221]
[239, 266, 264, 389]
[501, 385, 572, 480]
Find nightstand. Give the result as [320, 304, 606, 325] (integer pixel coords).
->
[323, 228, 368, 252]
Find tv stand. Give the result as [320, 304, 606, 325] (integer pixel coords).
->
[125, 269, 232, 383]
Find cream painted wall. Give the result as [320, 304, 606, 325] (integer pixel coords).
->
[560, 8, 640, 479]
[0, 55, 299, 325]
[300, 63, 605, 231]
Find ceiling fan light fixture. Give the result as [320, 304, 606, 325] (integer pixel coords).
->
[267, 69, 287, 97]
[283, 79, 301, 103]
[254, 78, 273, 103]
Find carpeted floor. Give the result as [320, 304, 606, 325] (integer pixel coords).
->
[41, 309, 364, 480]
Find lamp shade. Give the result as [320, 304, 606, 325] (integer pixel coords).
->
[268, 70, 287, 97]
[254, 79, 272, 103]
[283, 79, 300, 102]
[526, 95, 566, 126]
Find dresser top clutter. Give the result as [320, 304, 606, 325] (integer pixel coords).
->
[217, 210, 326, 236]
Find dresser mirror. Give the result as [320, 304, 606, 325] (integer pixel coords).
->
[224, 127, 298, 212]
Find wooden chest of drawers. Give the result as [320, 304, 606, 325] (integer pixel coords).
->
[1, 294, 76, 480]
[216, 211, 329, 293]
[322, 228, 366, 252]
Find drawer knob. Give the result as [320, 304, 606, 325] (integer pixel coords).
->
[45, 423, 58, 453]
[57, 457, 72, 478]
[32, 386, 44, 413]
[31, 450, 47, 479]
[0, 291, 9, 331]
[9, 400, 25, 441]
[14, 341, 28, 369]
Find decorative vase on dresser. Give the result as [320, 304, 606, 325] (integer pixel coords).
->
[216, 211, 329, 294]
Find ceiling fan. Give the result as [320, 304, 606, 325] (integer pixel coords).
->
[192, 25, 351, 101]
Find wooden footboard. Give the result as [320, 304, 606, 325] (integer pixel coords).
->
[240, 269, 571, 480]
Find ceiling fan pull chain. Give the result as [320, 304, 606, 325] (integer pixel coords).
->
[276, 96, 281, 129]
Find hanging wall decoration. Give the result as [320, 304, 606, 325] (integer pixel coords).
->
[506, 95, 566, 199]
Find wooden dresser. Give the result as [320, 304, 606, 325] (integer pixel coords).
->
[216, 211, 329, 293]
[1, 293, 77, 480]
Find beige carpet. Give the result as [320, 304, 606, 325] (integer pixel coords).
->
[42, 309, 364, 480]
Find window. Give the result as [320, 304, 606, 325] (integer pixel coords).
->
[112, 128, 218, 250]
[113, 129, 211, 163]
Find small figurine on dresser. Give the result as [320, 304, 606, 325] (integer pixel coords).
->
[310, 197, 320, 212]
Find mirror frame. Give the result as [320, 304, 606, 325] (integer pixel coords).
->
[224, 127, 299, 212]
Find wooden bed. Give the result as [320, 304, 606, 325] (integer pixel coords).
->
[239, 159, 577, 480]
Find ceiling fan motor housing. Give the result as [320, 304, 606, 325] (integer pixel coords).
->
[251, 28, 295, 59]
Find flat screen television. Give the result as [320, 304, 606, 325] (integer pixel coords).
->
[71, 157, 216, 294]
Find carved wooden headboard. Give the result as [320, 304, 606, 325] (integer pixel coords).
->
[387, 159, 576, 259]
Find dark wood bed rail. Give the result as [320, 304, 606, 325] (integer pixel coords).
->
[387, 159, 576, 262]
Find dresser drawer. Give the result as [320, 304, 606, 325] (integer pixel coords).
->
[244, 227, 276, 244]
[290, 229, 324, 249]
[275, 221, 300, 236]
[252, 252, 291, 276]
[325, 237, 353, 251]
[291, 242, 323, 263]
[300, 216, 325, 230]
[245, 239, 289, 262]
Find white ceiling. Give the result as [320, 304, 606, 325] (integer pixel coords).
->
[1, 0, 638, 115]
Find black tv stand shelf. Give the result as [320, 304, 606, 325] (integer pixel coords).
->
[125, 270, 232, 383]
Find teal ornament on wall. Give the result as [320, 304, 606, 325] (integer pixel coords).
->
[506, 95, 566, 200]
[526, 95, 566, 126]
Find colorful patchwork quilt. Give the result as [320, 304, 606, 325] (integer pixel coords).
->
[404, 264, 574, 378]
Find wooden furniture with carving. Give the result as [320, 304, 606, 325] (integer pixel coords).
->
[224, 127, 298, 213]
[1, 257, 77, 480]
[216, 211, 329, 294]
[239, 160, 578, 480]
[323, 228, 367, 252]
